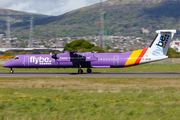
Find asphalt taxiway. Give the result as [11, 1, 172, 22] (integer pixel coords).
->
[0, 72, 180, 77]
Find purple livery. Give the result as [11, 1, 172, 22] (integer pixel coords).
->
[3, 30, 176, 74]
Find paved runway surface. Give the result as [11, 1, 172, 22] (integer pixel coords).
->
[1, 72, 180, 77]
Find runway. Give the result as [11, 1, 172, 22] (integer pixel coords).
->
[0, 72, 180, 77]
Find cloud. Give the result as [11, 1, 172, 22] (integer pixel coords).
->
[0, 0, 107, 16]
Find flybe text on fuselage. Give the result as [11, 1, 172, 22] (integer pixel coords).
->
[30, 56, 51, 64]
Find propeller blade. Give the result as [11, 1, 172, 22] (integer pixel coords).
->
[52, 54, 58, 60]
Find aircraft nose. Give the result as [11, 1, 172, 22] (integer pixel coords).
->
[3, 61, 11, 67]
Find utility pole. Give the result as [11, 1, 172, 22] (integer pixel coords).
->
[104, 12, 108, 49]
[6, 16, 11, 49]
[0, 35, 2, 47]
[127, 23, 131, 51]
[29, 17, 34, 48]
[99, 0, 105, 49]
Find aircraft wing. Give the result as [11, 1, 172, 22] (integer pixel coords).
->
[56, 51, 98, 62]
[84, 54, 98, 61]
[75, 52, 98, 61]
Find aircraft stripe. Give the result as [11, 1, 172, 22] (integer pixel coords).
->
[134, 49, 148, 65]
[124, 49, 143, 67]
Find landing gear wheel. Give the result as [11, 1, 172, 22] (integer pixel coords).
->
[78, 69, 83, 74]
[10, 69, 14, 74]
[87, 68, 92, 73]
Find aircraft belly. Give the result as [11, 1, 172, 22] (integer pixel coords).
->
[91, 61, 111, 68]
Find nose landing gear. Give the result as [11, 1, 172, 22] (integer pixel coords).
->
[10, 68, 14, 73]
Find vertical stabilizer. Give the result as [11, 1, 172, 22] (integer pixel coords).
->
[138, 30, 176, 65]
[147, 30, 176, 57]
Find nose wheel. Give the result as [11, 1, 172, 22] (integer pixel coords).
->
[10, 68, 14, 74]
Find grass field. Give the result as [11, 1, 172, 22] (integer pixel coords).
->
[1, 77, 180, 119]
[1, 63, 180, 73]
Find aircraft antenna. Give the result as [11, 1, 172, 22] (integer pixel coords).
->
[29, 17, 34, 48]
[6, 15, 11, 49]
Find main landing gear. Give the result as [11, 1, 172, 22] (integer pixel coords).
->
[10, 68, 14, 74]
[87, 68, 92, 73]
[78, 69, 83, 74]
[78, 68, 92, 74]
[75, 63, 92, 74]
[77, 68, 92, 74]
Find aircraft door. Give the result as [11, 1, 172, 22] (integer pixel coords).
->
[24, 56, 29, 66]
[113, 55, 119, 66]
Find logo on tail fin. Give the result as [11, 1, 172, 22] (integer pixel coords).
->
[156, 35, 169, 48]
[152, 34, 169, 57]
[152, 46, 163, 56]
[149, 30, 176, 57]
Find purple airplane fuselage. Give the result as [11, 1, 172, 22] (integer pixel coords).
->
[3, 51, 135, 68]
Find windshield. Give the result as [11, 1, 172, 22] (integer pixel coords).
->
[12, 56, 19, 60]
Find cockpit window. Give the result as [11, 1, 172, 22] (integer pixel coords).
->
[12, 56, 19, 60]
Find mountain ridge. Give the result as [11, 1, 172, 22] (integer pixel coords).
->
[0, 0, 180, 40]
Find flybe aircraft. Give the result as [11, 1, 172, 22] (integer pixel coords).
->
[3, 30, 176, 74]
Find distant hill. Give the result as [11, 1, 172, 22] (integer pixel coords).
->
[0, 0, 180, 40]
[0, 8, 50, 37]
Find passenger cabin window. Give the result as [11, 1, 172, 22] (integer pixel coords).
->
[12, 56, 19, 60]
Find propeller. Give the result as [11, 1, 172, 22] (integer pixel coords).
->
[52, 54, 58, 60]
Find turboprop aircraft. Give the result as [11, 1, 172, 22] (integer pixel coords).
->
[3, 30, 176, 74]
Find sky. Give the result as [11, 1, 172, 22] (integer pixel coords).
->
[0, 0, 107, 16]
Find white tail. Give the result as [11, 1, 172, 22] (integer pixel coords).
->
[147, 30, 176, 57]
[139, 30, 176, 64]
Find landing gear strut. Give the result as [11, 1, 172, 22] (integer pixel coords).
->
[78, 69, 83, 74]
[87, 68, 92, 73]
[75, 63, 83, 74]
[10, 68, 14, 74]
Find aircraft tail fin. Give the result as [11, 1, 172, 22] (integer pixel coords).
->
[147, 30, 176, 57]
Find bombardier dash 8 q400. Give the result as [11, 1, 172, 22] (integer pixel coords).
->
[3, 30, 176, 74]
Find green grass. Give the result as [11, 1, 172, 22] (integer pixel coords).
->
[1, 77, 180, 119]
[1, 63, 180, 73]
